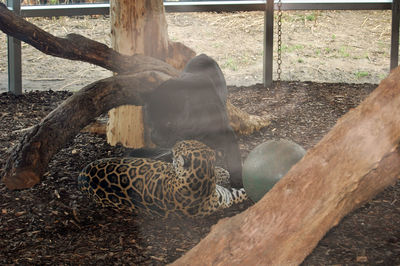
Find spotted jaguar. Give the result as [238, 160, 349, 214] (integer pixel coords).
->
[78, 140, 247, 217]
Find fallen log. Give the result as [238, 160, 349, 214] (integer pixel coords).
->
[227, 101, 271, 135]
[81, 117, 108, 135]
[172, 68, 400, 265]
[83, 105, 273, 138]
[2, 72, 171, 190]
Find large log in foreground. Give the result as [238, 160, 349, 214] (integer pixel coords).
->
[172, 69, 400, 265]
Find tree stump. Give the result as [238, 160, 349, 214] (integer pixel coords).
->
[108, 0, 195, 149]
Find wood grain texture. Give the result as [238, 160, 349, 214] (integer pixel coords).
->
[172, 68, 400, 265]
[107, 105, 145, 148]
[2, 72, 170, 190]
[109, 0, 195, 149]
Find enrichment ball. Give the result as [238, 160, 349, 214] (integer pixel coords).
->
[242, 140, 306, 202]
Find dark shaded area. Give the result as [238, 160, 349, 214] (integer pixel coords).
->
[144, 54, 242, 188]
[1, 81, 399, 265]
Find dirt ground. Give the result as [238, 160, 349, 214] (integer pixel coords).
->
[0, 9, 393, 91]
[0, 8, 399, 265]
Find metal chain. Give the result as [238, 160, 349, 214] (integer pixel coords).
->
[276, 0, 283, 86]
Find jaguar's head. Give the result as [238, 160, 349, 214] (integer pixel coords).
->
[172, 140, 216, 202]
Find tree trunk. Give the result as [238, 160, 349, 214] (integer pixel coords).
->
[172, 68, 400, 265]
[108, 0, 195, 149]
[110, 0, 194, 70]
[107, 105, 146, 148]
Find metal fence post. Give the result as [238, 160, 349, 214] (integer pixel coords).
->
[391, 0, 399, 70]
[7, 0, 22, 95]
[263, 0, 274, 88]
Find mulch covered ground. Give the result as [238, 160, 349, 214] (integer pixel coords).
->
[1, 81, 399, 265]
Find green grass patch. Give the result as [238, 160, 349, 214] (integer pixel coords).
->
[339, 46, 350, 58]
[379, 73, 387, 80]
[222, 57, 239, 71]
[281, 44, 305, 53]
[355, 71, 369, 79]
[294, 12, 319, 22]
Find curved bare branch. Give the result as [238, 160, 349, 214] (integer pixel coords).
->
[2, 71, 171, 190]
[0, 3, 178, 76]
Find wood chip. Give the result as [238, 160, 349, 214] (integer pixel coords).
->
[357, 256, 368, 263]
[15, 211, 26, 217]
[150, 255, 165, 262]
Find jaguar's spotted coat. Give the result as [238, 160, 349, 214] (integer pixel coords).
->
[78, 140, 247, 217]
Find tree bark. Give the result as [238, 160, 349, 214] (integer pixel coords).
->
[2, 72, 171, 190]
[110, 0, 195, 70]
[0, 3, 177, 75]
[107, 105, 146, 148]
[108, 0, 196, 149]
[172, 68, 400, 265]
[227, 101, 271, 135]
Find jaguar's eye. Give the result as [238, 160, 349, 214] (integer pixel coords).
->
[175, 155, 184, 167]
[174, 155, 191, 169]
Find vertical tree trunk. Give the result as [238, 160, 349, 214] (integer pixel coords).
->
[107, 0, 195, 148]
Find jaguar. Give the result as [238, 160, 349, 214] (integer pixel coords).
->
[78, 140, 247, 218]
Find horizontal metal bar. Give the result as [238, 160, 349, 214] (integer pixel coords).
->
[166, 1, 392, 12]
[278, 1, 392, 10]
[165, 1, 266, 12]
[18, 1, 393, 17]
[20, 4, 110, 17]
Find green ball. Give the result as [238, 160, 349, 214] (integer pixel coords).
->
[242, 140, 306, 202]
